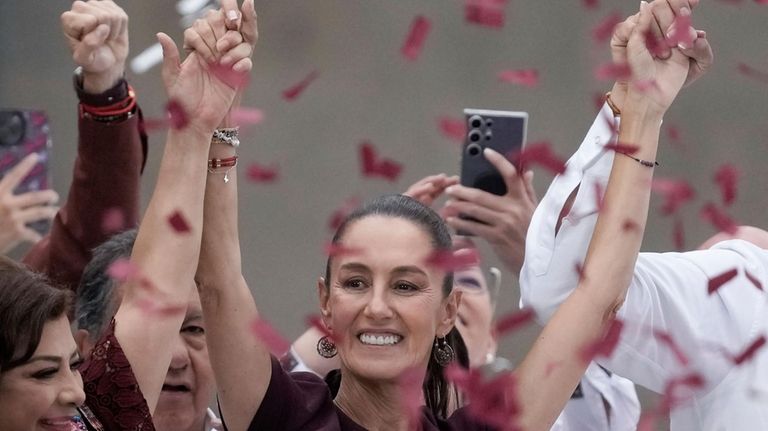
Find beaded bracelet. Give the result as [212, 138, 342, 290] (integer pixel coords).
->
[208, 155, 239, 183]
[617, 151, 659, 168]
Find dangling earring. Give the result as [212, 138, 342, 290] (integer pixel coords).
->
[316, 335, 338, 359]
[432, 336, 455, 366]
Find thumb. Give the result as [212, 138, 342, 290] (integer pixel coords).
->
[157, 32, 180, 90]
[523, 170, 538, 205]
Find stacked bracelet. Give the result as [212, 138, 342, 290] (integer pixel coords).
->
[79, 86, 137, 123]
[208, 155, 239, 183]
[212, 127, 240, 147]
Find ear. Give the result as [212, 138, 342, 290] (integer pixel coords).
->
[437, 289, 462, 336]
[317, 276, 332, 329]
[74, 329, 95, 358]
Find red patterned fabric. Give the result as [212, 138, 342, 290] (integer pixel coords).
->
[80, 320, 155, 431]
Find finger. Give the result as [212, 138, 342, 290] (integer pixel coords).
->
[72, 23, 110, 67]
[0, 153, 39, 194]
[404, 183, 438, 205]
[16, 205, 59, 225]
[11, 189, 59, 209]
[445, 184, 507, 213]
[523, 170, 538, 206]
[157, 32, 181, 90]
[18, 226, 43, 245]
[630, 2, 654, 49]
[192, 18, 219, 60]
[680, 31, 713, 85]
[61, 11, 99, 43]
[88, 0, 120, 41]
[217, 30, 245, 57]
[204, 8, 228, 41]
[649, 1, 672, 59]
[442, 200, 500, 226]
[220, 0, 241, 30]
[232, 57, 253, 73]
[183, 27, 216, 63]
[483, 148, 527, 200]
[240, 0, 259, 46]
[445, 216, 496, 240]
[404, 174, 445, 197]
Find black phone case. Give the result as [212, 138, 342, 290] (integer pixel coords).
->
[0, 110, 52, 236]
[458, 109, 527, 234]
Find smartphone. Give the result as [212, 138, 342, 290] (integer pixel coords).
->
[0, 110, 53, 236]
[458, 109, 527, 233]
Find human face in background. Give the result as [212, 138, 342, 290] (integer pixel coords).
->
[154, 292, 216, 431]
[453, 263, 497, 367]
[321, 215, 460, 383]
[0, 315, 85, 431]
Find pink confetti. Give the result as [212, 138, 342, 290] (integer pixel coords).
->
[136, 297, 186, 317]
[660, 373, 705, 411]
[424, 248, 480, 272]
[230, 107, 264, 126]
[359, 141, 403, 182]
[604, 142, 640, 155]
[737, 63, 768, 84]
[107, 258, 141, 283]
[653, 330, 689, 366]
[497, 69, 540, 88]
[591, 12, 622, 43]
[643, 29, 668, 58]
[101, 207, 125, 234]
[731, 335, 767, 365]
[166, 99, 189, 130]
[208, 62, 251, 89]
[707, 268, 738, 295]
[622, 219, 639, 232]
[494, 308, 535, 336]
[323, 242, 363, 258]
[282, 70, 320, 101]
[401, 15, 431, 61]
[328, 196, 361, 232]
[713, 164, 739, 207]
[250, 318, 291, 356]
[397, 367, 424, 430]
[651, 178, 696, 215]
[167, 210, 191, 234]
[745, 271, 763, 291]
[464, 0, 508, 28]
[700, 203, 738, 235]
[594, 62, 632, 81]
[664, 14, 695, 48]
[438, 116, 466, 142]
[509, 141, 566, 175]
[581, 318, 624, 362]
[246, 162, 279, 183]
[582, 0, 599, 9]
[445, 364, 521, 428]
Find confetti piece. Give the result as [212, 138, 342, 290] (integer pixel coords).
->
[464, 0, 508, 28]
[622, 219, 639, 232]
[643, 29, 668, 58]
[230, 107, 265, 126]
[424, 248, 480, 272]
[438, 116, 466, 142]
[494, 308, 535, 336]
[138, 117, 169, 134]
[323, 242, 363, 258]
[738, 63, 768, 84]
[594, 62, 632, 81]
[445, 364, 520, 428]
[397, 368, 424, 430]
[166, 99, 189, 130]
[700, 202, 738, 235]
[246, 162, 279, 183]
[101, 207, 125, 234]
[167, 210, 191, 233]
[359, 141, 403, 182]
[282, 70, 320, 101]
[707, 268, 738, 295]
[713, 164, 739, 207]
[209, 62, 251, 89]
[653, 330, 689, 366]
[591, 12, 622, 43]
[665, 14, 695, 49]
[661, 372, 705, 411]
[651, 178, 696, 215]
[745, 271, 763, 291]
[673, 216, 685, 251]
[497, 69, 540, 88]
[582, 0, 599, 9]
[250, 318, 291, 356]
[328, 196, 361, 232]
[509, 141, 566, 175]
[401, 15, 431, 61]
[581, 318, 624, 362]
[107, 258, 141, 283]
[603, 142, 640, 154]
[731, 335, 767, 365]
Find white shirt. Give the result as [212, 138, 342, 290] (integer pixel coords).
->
[520, 104, 768, 430]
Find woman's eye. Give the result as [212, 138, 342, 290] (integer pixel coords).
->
[394, 282, 418, 292]
[32, 368, 59, 380]
[70, 359, 85, 371]
[182, 325, 206, 335]
[343, 279, 366, 289]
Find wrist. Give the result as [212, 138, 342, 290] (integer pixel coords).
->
[81, 68, 125, 94]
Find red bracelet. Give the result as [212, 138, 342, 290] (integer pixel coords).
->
[208, 155, 238, 169]
[80, 86, 137, 117]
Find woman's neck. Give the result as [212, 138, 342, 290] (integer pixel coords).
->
[334, 372, 412, 431]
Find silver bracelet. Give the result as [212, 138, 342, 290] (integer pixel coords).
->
[212, 127, 240, 148]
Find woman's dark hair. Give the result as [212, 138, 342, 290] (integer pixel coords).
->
[0, 256, 72, 372]
[323, 194, 470, 418]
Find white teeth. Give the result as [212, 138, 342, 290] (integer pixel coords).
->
[359, 333, 402, 346]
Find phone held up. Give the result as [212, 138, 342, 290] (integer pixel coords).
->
[0, 109, 53, 236]
[458, 108, 527, 234]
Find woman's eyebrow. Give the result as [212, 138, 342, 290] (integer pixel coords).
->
[456, 276, 482, 288]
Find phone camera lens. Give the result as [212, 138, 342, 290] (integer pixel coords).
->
[468, 115, 483, 129]
[0, 111, 26, 147]
[466, 143, 482, 156]
[485, 118, 493, 127]
[485, 130, 493, 140]
[468, 130, 482, 142]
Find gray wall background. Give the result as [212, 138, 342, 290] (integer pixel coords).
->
[2, 0, 767, 424]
